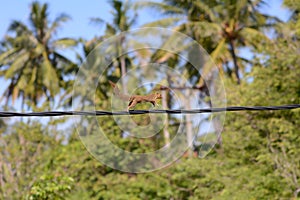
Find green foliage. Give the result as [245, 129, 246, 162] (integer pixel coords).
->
[139, 0, 276, 84]
[0, 120, 63, 199]
[0, 0, 299, 199]
[220, 26, 300, 197]
[26, 175, 74, 200]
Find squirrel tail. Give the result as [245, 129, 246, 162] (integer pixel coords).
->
[109, 80, 120, 95]
[109, 80, 130, 101]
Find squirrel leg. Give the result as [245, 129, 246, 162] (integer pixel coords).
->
[150, 101, 156, 107]
[128, 99, 137, 110]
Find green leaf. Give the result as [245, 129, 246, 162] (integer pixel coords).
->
[53, 38, 77, 48]
[5, 52, 29, 78]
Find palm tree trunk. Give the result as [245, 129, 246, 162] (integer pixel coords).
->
[119, 34, 128, 94]
[161, 90, 170, 147]
[184, 90, 193, 157]
[120, 56, 127, 94]
[229, 39, 241, 84]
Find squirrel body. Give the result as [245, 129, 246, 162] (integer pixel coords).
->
[109, 81, 162, 110]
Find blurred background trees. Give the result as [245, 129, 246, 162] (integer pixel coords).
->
[0, 0, 299, 199]
[0, 2, 77, 109]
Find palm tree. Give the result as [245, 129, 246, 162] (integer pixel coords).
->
[139, 0, 278, 84]
[135, 0, 278, 156]
[91, 0, 137, 94]
[0, 1, 77, 108]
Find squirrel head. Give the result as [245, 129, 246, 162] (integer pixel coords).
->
[155, 93, 162, 99]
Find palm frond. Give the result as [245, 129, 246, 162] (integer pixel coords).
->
[141, 17, 183, 28]
[53, 52, 77, 73]
[8, 20, 30, 34]
[210, 38, 226, 61]
[240, 27, 271, 47]
[0, 48, 20, 65]
[45, 13, 70, 41]
[193, 1, 217, 21]
[90, 17, 106, 27]
[135, 1, 183, 15]
[41, 51, 59, 95]
[185, 21, 221, 38]
[53, 38, 78, 49]
[5, 52, 29, 79]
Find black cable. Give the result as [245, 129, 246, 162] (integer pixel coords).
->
[0, 104, 299, 117]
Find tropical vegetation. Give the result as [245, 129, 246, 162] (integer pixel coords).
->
[0, 0, 299, 199]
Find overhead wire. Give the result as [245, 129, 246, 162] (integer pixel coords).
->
[0, 104, 299, 117]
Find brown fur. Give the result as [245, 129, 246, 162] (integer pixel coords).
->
[109, 81, 162, 110]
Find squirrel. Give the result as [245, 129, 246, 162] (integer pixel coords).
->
[109, 80, 162, 110]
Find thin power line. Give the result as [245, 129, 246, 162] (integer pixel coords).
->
[0, 104, 299, 117]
